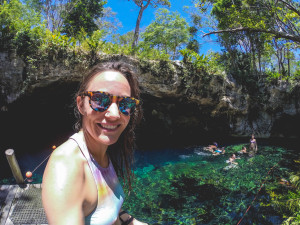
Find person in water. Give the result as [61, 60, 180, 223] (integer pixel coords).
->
[249, 134, 258, 157]
[228, 154, 238, 165]
[204, 142, 218, 152]
[42, 62, 147, 225]
[239, 146, 247, 154]
[213, 147, 225, 156]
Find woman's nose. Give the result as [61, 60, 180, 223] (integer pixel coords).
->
[105, 102, 120, 119]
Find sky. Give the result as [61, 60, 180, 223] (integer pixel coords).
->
[105, 0, 222, 54]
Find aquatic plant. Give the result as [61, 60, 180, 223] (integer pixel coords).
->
[122, 144, 295, 224]
[264, 159, 300, 225]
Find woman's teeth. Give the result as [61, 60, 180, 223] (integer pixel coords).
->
[100, 124, 118, 129]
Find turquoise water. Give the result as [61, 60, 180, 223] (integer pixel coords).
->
[1, 143, 299, 224]
[122, 144, 299, 225]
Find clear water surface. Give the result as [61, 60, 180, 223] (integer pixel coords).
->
[1, 142, 299, 225]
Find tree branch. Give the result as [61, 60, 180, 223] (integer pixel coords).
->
[202, 27, 300, 43]
[276, 5, 299, 34]
[278, 0, 300, 16]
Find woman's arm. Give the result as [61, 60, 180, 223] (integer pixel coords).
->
[42, 142, 86, 225]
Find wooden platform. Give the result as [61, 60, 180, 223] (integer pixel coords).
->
[0, 184, 48, 225]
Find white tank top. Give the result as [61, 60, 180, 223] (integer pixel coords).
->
[70, 132, 125, 225]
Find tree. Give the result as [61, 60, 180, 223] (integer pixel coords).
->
[200, 0, 300, 44]
[131, 0, 170, 48]
[25, 0, 70, 31]
[117, 31, 135, 46]
[61, 0, 106, 38]
[0, 0, 42, 50]
[194, 0, 300, 78]
[186, 13, 203, 53]
[95, 7, 122, 41]
[141, 8, 190, 59]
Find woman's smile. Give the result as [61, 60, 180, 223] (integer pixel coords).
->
[97, 123, 120, 131]
[79, 70, 131, 147]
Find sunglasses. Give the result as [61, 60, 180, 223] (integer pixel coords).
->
[80, 91, 140, 116]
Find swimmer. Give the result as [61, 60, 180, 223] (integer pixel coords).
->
[204, 142, 218, 152]
[228, 154, 238, 165]
[239, 146, 247, 154]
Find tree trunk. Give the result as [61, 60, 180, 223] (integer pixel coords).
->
[287, 47, 290, 76]
[132, 0, 151, 48]
[258, 49, 261, 75]
[46, 0, 51, 30]
[250, 36, 256, 75]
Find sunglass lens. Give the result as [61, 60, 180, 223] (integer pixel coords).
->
[90, 93, 111, 112]
[119, 98, 137, 116]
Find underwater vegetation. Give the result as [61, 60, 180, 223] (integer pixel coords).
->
[123, 145, 300, 225]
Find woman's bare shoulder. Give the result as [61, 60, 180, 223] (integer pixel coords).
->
[42, 139, 87, 224]
[43, 138, 86, 187]
[51, 138, 82, 157]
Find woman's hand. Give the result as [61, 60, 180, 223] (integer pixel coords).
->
[118, 210, 148, 225]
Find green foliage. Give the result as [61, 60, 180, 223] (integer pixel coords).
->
[179, 48, 207, 71]
[132, 0, 171, 8]
[61, 0, 106, 38]
[219, 50, 261, 93]
[116, 31, 135, 46]
[266, 70, 283, 82]
[14, 25, 46, 61]
[205, 51, 226, 75]
[23, 29, 78, 80]
[195, 0, 300, 80]
[141, 8, 190, 59]
[0, 0, 42, 51]
[135, 43, 170, 60]
[82, 30, 106, 52]
[265, 70, 300, 83]
[42, 30, 76, 55]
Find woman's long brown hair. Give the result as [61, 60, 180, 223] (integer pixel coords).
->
[74, 61, 142, 190]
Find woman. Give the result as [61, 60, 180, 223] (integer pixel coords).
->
[228, 154, 238, 165]
[249, 134, 258, 156]
[239, 146, 247, 154]
[42, 62, 147, 225]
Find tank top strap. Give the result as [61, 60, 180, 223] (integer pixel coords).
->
[69, 132, 100, 182]
[69, 132, 125, 225]
[70, 132, 92, 162]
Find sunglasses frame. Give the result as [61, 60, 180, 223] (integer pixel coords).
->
[79, 91, 140, 116]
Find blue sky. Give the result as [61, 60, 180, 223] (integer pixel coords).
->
[105, 0, 222, 54]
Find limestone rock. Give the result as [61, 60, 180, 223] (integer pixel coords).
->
[0, 52, 299, 143]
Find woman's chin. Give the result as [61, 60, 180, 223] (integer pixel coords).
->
[97, 135, 119, 146]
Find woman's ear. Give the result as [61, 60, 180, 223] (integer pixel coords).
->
[76, 96, 85, 115]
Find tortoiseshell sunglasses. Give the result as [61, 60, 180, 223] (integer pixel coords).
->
[79, 91, 140, 116]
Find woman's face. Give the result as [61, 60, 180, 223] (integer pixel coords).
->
[77, 71, 131, 147]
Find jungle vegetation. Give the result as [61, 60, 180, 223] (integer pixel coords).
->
[0, 0, 299, 81]
[0, 0, 300, 223]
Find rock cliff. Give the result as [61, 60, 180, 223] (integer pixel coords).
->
[0, 51, 299, 149]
